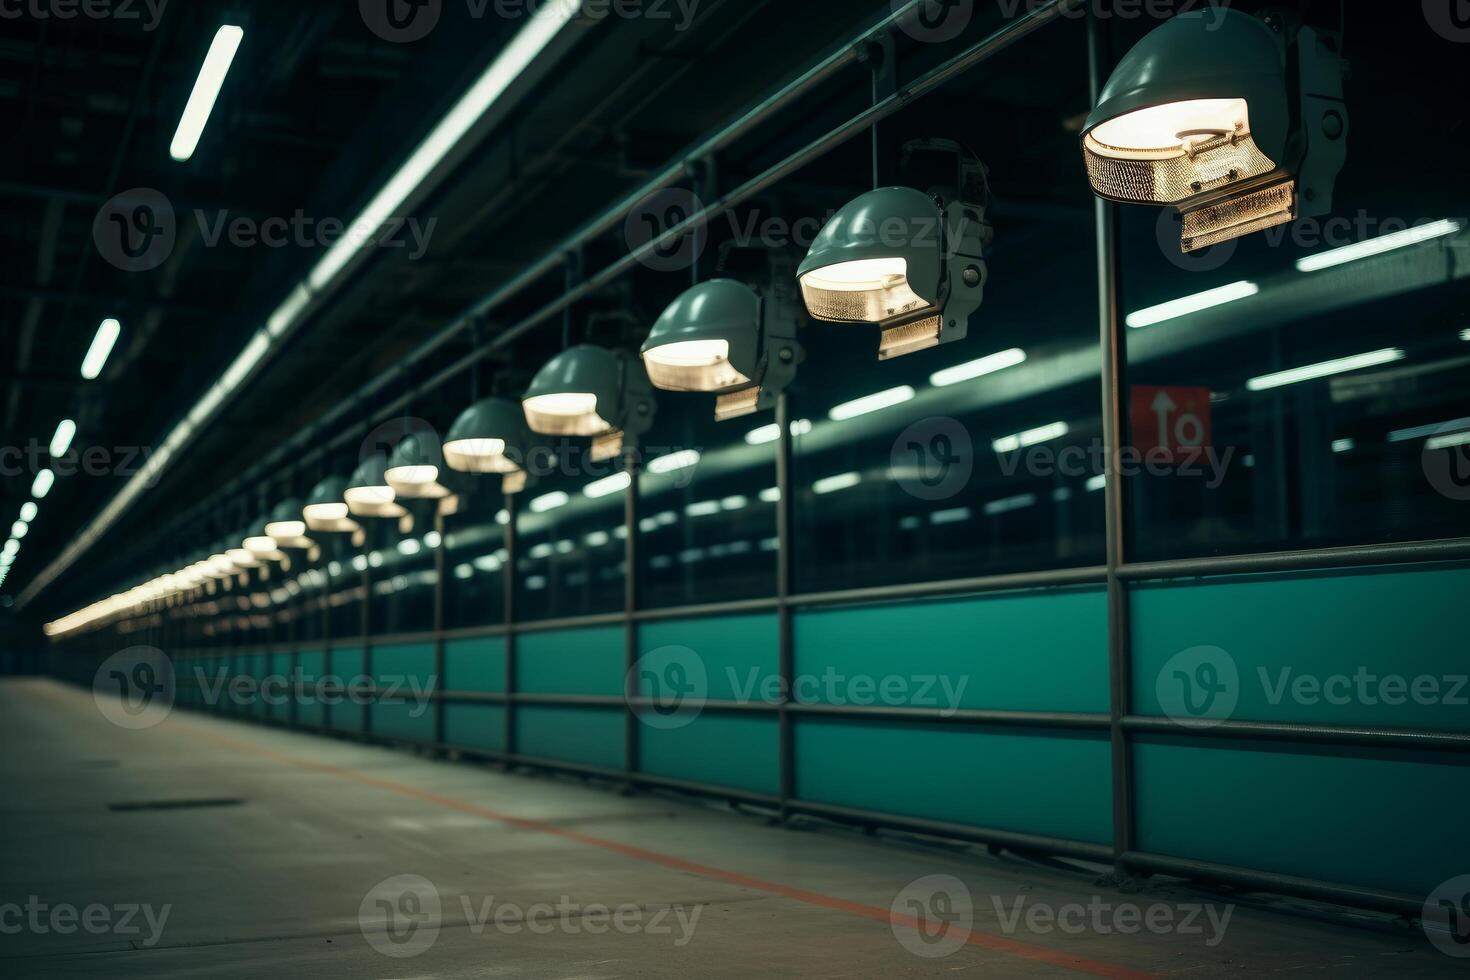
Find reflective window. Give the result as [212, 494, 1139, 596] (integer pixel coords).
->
[365, 508, 439, 635]
[771, 23, 1105, 593]
[1116, 13, 1470, 560]
[443, 485, 508, 630]
[636, 402, 778, 608]
[514, 439, 627, 621]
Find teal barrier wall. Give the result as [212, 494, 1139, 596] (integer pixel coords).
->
[796, 718, 1113, 844]
[329, 646, 365, 733]
[1133, 566, 1470, 732]
[1127, 564, 1470, 898]
[635, 615, 781, 795]
[166, 562, 1466, 904]
[369, 642, 436, 744]
[1133, 736, 1469, 897]
[795, 590, 1109, 713]
[443, 636, 506, 755]
[297, 649, 327, 728]
[518, 627, 623, 695]
[516, 706, 624, 769]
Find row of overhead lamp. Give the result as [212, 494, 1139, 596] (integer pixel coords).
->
[1, 411, 82, 593]
[4, 318, 121, 593]
[41, 8, 1396, 636]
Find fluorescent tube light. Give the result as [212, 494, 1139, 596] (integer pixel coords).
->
[646, 450, 701, 474]
[813, 472, 861, 495]
[15, 6, 586, 614]
[529, 491, 570, 513]
[19, 503, 37, 523]
[1126, 281, 1258, 329]
[1246, 348, 1405, 392]
[1388, 418, 1470, 443]
[929, 348, 1027, 388]
[170, 26, 245, 162]
[49, 419, 76, 458]
[1427, 430, 1470, 452]
[828, 386, 915, 421]
[308, 1, 582, 291]
[984, 493, 1037, 516]
[992, 421, 1070, 454]
[1296, 219, 1463, 273]
[32, 470, 55, 499]
[1332, 438, 1355, 454]
[744, 419, 812, 446]
[81, 319, 121, 380]
[583, 472, 631, 498]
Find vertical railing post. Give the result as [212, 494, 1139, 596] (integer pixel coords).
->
[433, 509, 447, 749]
[503, 493, 519, 767]
[775, 391, 797, 816]
[1090, 3, 1135, 879]
[623, 448, 642, 784]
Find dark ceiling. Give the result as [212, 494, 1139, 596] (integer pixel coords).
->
[10, 0, 1421, 623]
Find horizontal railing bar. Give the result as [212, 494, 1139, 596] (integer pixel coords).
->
[789, 703, 1111, 729]
[1118, 852, 1424, 917]
[1124, 716, 1470, 753]
[790, 800, 1114, 863]
[1118, 537, 1470, 582]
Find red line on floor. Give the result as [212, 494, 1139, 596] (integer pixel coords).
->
[153, 705, 1152, 979]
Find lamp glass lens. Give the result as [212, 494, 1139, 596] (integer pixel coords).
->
[226, 549, 259, 567]
[444, 438, 518, 474]
[1090, 99, 1249, 156]
[800, 258, 927, 324]
[303, 502, 350, 522]
[523, 392, 611, 436]
[644, 339, 750, 392]
[385, 464, 439, 486]
[265, 519, 307, 538]
[344, 484, 395, 507]
[1084, 99, 1277, 205]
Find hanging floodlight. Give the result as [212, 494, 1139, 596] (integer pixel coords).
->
[243, 520, 278, 556]
[385, 434, 452, 499]
[1082, 8, 1347, 253]
[444, 397, 534, 494]
[642, 277, 804, 421]
[302, 476, 360, 532]
[799, 142, 991, 361]
[344, 453, 407, 518]
[523, 345, 655, 461]
[262, 499, 315, 550]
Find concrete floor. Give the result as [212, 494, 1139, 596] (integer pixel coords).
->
[0, 677, 1456, 978]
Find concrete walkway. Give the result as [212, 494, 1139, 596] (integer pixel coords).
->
[0, 677, 1455, 978]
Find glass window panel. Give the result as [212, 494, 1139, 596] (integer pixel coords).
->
[1116, 14, 1470, 560]
[365, 509, 438, 635]
[443, 485, 508, 630]
[515, 439, 626, 621]
[636, 397, 778, 608]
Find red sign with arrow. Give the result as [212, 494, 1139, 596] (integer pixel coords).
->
[1130, 385, 1212, 464]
